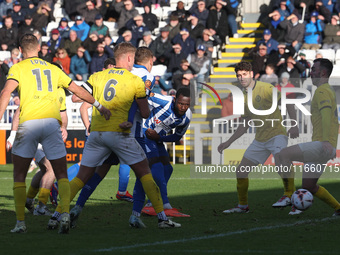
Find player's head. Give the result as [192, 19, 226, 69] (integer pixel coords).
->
[234, 61, 254, 89]
[113, 42, 136, 71]
[104, 57, 115, 69]
[135, 46, 154, 72]
[19, 33, 40, 55]
[311, 58, 333, 85]
[174, 87, 190, 116]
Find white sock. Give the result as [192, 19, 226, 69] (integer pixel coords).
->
[118, 191, 126, 195]
[238, 204, 248, 209]
[163, 203, 172, 209]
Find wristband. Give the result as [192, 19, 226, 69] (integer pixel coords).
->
[93, 100, 103, 110]
[7, 130, 17, 145]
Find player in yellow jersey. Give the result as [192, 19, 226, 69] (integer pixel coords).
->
[278, 58, 340, 216]
[0, 34, 111, 234]
[49, 42, 181, 229]
[217, 61, 299, 213]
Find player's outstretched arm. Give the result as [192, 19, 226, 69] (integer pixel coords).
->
[217, 117, 250, 154]
[286, 104, 299, 139]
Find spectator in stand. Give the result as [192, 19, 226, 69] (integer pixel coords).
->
[171, 59, 196, 91]
[0, 0, 14, 22]
[126, 14, 147, 44]
[189, 0, 209, 27]
[104, 34, 114, 51]
[297, 52, 311, 81]
[38, 42, 53, 63]
[279, 10, 305, 51]
[18, 14, 34, 39]
[4, 47, 21, 68]
[71, 15, 91, 42]
[275, 72, 296, 98]
[142, 2, 158, 33]
[89, 14, 109, 39]
[277, 0, 294, 19]
[138, 30, 153, 47]
[196, 29, 215, 59]
[152, 76, 172, 95]
[314, 0, 331, 24]
[64, 0, 84, 20]
[163, 43, 187, 84]
[322, 15, 340, 50]
[20, 0, 37, 15]
[77, 0, 100, 26]
[82, 31, 102, 57]
[171, 1, 190, 23]
[10, 1, 26, 27]
[301, 11, 324, 50]
[31, 3, 54, 35]
[115, 29, 137, 47]
[0, 16, 18, 51]
[149, 26, 172, 66]
[259, 63, 279, 85]
[293, 0, 314, 19]
[187, 44, 211, 88]
[277, 56, 306, 88]
[53, 48, 71, 74]
[47, 29, 62, 56]
[69, 46, 91, 82]
[117, 0, 138, 31]
[257, 29, 279, 54]
[152, 0, 170, 7]
[33, 29, 42, 45]
[89, 41, 114, 74]
[182, 13, 205, 41]
[107, 0, 124, 23]
[263, 10, 285, 42]
[267, 42, 296, 66]
[223, 0, 240, 38]
[207, 0, 229, 46]
[315, 51, 323, 58]
[248, 42, 268, 80]
[58, 17, 70, 39]
[321, 0, 335, 12]
[62, 29, 82, 57]
[167, 14, 181, 40]
[172, 28, 196, 58]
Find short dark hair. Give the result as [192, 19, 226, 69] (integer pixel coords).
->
[135, 47, 153, 65]
[176, 87, 190, 98]
[113, 42, 136, 61]
[104, 57, 115, 69]
[19, 33, 39, 53]
[313, 58, 333, 77]
[235, 61, 252, 73]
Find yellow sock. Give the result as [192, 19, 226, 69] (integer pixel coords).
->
[38, 188, 50, 205]
[56, 177, 84, 213]
[13, 182, 26, 221]
[140, 173, 163, 213]
[237, 178, 248, 206]
[26, 185, 39, 199]
[281, 169, 295, 197]
[56, 178, 71, 214]
[315, 185, 340, 210]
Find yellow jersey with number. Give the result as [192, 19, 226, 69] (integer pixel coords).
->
[311, 83, 339, 148]
[7, 57, 72, 124]
[86, 68, 146, 132]
[242, 81, 287, 142]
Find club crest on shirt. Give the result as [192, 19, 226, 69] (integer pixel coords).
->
[255, 95, 261, 102]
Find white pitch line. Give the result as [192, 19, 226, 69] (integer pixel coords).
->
[93, 217, 339, 253]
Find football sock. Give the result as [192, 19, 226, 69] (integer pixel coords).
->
[118, 164, 130, 192]
[13, 182, 26, 221]
[314, 185, 340, 210]
[150, 162, 169, 204]
[76, 173, 102, 208]
[237, 178, 249, 206]
[67, 163, 80, 181]
[163, 164, 173, 184]
[132, 210, 141, 217]
[132, 178, 146, 213]
[163, 203, 172, 209]
[282, 171, 295, 198]
[26, 185, 39, 199]
[157, 211, 168, 221]
[38, 188, 50, 205]
[140, 173, 163, 214]
[52, 211, 61, 220]
[56, 177, 84, 213]
[57, 178, 70, 214]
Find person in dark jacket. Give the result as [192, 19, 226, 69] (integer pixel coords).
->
[277, 56, 306, 88]
[38, 42, 53, 63]
[0, 16, 18, 51]
[89, 42, 114, 74]
[149, 26, 172, 65]
[142, 2, 158, 33]
[77, 0, 100, 27]
[172, 28, 196, 58]
[31, 3, 54, 35]
[181, 13, 205, 41]
[9, 1, 27, 27]
[18, 14, 34, 39]
[189, 0, 209, 26]
[58, 17, 70, 39]
[206, 0, 229, 45]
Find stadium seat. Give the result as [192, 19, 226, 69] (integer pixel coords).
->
[330, 64, 340, 77]
[0, 51, 10, 61]
[46, 21, 59, 37]
[135, 7, 144, 14]
[161, 6, 175, 21]
[104, 21, 118, 36]
[298, 49, 316, 63]
[151, 64, 167, 77]
[151, 6, 163, 20]
[335, 49, 340, 64]
[41, 36, 49, 42]
[316, 49, 335, 63]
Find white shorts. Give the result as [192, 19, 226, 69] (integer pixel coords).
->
[80, 131, 146, 167]
[299, 141, 336, 164]
[244, 135, 288, 165]
[12, 118, 66, 160]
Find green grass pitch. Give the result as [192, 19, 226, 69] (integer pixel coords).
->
[0, 164, 339, 255]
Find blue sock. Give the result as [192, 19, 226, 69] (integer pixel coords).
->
[163, 164, 173, 184]
[132, 178, 146, 213]
[76, 173, 102, 208]
[118, 164, 130, 193]
[67, 163, 80, 181]
[150, 162, 169, 204]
